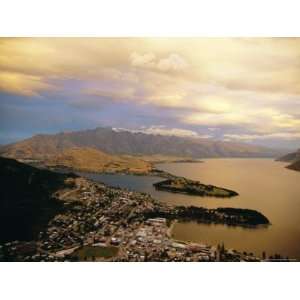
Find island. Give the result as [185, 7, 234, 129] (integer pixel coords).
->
[153, 177, 238, 198]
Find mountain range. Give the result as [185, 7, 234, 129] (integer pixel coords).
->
[0, 127, 283, 161]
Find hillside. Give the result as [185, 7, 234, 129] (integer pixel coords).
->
[276, 149, 300, 172]
[45, 147, 152, 174]
[276, 149, 300, 162]
[286, 159, 300, 172]
[0, 157, 76, 243]
[0, 127, 282, 160]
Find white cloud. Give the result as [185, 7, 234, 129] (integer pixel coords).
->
[141, 126, 199, 138]
[130, 52, 188, 72]
[157, 53, 188, 71]
[113, 126, 211, 139]
[223, 132, 300, 142]
[130, 52, 156, 68]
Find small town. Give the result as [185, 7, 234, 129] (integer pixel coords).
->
[0, 177, 263, 262]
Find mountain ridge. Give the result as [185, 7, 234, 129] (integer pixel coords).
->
[0, 127, 283, 160]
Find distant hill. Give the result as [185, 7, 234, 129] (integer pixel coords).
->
[276, 149, 300, 172]
[0, 157, 75, 243]
[276, 149, 300, 162]
[45, 147, 152, 174]
[0, 127, 282, 160]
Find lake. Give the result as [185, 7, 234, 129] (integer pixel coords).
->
[79, 158, 300, 260]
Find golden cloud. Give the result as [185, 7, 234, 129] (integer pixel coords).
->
[130, 51, 188, 72]
[1, 38, 299, 96]
[1, 38, 300, 137]
[0, 71, 54, 96]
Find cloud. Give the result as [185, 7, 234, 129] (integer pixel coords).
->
[85, 87, 136, 102]
[130, 52, 188, 72]
[1, 38, 300, 97]
[0, 71, 54, 96]
[157, 53, 188, 71]
[140, 126, 201, 138]
[183, 112, 251, 126]
[182, 107, 300, 137]
[130, 52, 156, 68]
[113, 126, 211, 138]
[223, 132, 300, 142]
[1, 38, 300, 147]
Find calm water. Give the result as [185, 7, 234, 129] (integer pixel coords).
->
[79, 159, 300, 259]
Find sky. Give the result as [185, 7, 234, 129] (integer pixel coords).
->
[0, 38, 300, 149]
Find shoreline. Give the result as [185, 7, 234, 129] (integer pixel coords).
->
[2, 157, 286, 261]
[1, 158, 288, 261]
[46, 163, 267, 228]
[0, 176, 269, 262]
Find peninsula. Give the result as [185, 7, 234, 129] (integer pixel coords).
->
[153, 177, 238, 198]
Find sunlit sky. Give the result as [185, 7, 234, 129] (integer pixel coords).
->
[0, 38, 300, 149]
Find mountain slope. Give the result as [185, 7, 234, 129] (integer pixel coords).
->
[45, 147, 152, 174]
[287, 160, 300, 171]
[276, 149, 300, 172]
[0, 127, 282, 160]
[0, 157, 76, 242]
[276, 149, 300, 162]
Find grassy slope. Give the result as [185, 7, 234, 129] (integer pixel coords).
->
[45, 147, 152, 174]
